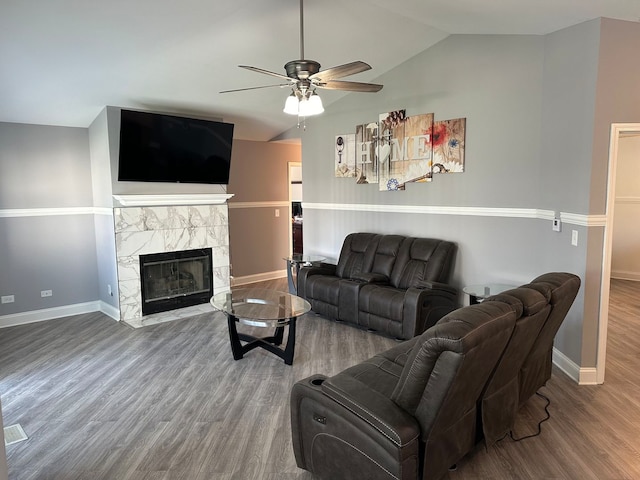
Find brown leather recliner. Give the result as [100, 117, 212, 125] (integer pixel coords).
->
[290, 272, 581, 479]
[476, 273, 580, 445]
[291, 300, 517, 480]
[516, 272, 582, 406]
[298, 232, 458, 340]
[476, 285, 552, 445]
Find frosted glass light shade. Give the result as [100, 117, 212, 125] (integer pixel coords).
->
[284, 91, 324, 117]
[283, 94, 299, 115]
[298, 93, 324, 117]
[307, 93, 324, 115]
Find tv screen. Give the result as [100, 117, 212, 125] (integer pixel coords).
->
[118, 109, 234, 184]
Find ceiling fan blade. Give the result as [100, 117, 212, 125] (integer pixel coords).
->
[316, 80, 383, 93]
[239, 65, 292, 81]
[220, 84, 290, 94]
[309, 61, 371, 82]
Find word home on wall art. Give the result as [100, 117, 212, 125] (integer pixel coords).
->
[335, 109, 466, 191]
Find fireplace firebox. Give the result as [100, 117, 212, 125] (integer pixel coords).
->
[140, 248, 213, 315]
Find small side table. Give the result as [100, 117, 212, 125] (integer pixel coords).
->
[463, 283, 514, 305]
[284, 254, 326, 294]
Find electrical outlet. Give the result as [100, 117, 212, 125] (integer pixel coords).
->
[552, 218, 561, 232]
[275, 208, 280, 217]
[41, 290, 53, 298]
[1, 295, 15, 304]
[571, 230, 579, 246]
[107, 284, 113, 296]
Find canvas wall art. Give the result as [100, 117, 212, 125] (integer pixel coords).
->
[334, 133, 356, 177]
[378, 110, 433, 191]
[355, 122, 378, 184]
[335, 108, 466, 191]
[431, 118, 466, 174]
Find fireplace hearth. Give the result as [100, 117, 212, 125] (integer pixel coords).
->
[140, 248, 213, 315]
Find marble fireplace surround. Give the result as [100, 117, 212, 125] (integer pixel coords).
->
[113, 194, 232, 328]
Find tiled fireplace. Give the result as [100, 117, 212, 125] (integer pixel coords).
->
[113, 195, 231, 326]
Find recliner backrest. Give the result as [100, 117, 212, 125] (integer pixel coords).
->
[478, 286, 551, 445]
[517, 272, 581, 404]
[389, 238, 456, 289]
[370, 234, 405, 278]
[335, 233, 381, 279]
[390, 302, 516, 479]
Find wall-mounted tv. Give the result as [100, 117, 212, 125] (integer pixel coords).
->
[118, 109, 234, 184]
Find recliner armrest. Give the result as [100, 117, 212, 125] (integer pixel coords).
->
[300, 263, 337, 277]
[402, 286, 460, 338]
[322, 373, 420, 447]
[297, 263, 337, 297]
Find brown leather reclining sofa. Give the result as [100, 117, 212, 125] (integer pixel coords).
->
[291, 272, 580, 480]
[297, 232, 458, 340]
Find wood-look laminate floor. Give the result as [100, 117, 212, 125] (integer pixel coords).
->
[1, 278, 639, 479]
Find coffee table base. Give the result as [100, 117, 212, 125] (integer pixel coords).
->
[227, 315, 297, 365]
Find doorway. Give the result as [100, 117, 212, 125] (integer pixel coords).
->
[597, 123, 640, 383]
[289, 162, 303, 255]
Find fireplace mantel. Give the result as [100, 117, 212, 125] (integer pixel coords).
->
[112, 193, 234, 207]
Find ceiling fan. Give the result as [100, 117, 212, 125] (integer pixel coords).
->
[220, 0, 383, 117]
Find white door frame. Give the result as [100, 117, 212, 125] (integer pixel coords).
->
[597, 123, 640, 384]
[288, 161, 302, 255]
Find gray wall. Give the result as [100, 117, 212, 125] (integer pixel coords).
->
[537, 20, 601, 366]
[300, 19, 640, 371]
[227, 139, 302, 279]
[0, 122, 99, 316]
[89, 108, 118, 310]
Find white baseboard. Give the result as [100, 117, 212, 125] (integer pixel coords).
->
[231, 270, 287, 286]
[0, 301, 104, 329]
[577, 367, 599, 385]
[552, 347, 599, 385]
[99, 301, 121, 321]
[611, 270, 640, 281]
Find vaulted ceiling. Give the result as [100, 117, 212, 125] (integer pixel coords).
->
[1, 0, 638, 141]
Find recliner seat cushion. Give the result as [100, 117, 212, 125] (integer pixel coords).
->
[359, 285, 406, 322]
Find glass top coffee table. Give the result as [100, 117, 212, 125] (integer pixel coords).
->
[211, 288, 311, 365]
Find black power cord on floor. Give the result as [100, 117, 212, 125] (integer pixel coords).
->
[510, 391, 551, 441]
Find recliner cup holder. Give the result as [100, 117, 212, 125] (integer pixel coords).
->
[310, 378, 325, 386]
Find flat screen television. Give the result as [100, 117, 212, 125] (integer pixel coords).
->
[118, 109, 234, 184]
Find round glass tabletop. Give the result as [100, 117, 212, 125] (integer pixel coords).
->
[211, 288, 311, 327]
[462, 283, 514, 300]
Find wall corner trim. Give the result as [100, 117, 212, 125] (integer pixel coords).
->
[100, 301, 121, 321]
[552, 346, 599, 385]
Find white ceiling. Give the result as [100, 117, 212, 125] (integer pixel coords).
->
[1, 0, 639, 141]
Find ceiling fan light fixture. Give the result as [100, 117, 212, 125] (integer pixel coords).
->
[307, 91, 324, 115]
[298, 91, 323, 117]
[283, 92, 299, 115]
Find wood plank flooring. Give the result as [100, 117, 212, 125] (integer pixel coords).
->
[1, 278, 639, 479]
